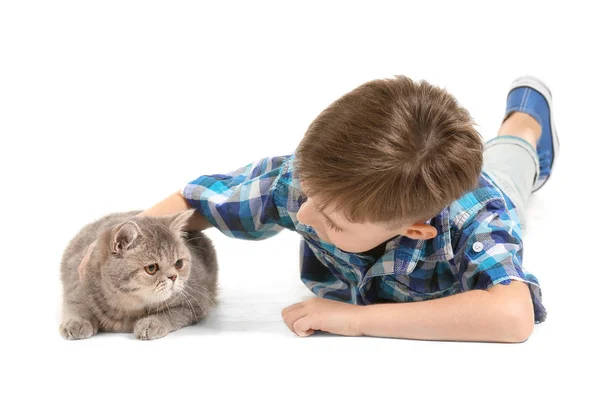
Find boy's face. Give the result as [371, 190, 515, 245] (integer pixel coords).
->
[295, 195, 401, 253]
[296, 182, 438, 253]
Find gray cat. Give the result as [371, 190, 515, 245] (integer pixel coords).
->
[60, 209, 218, 340]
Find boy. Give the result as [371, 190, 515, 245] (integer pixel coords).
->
[80, 75, 558, 343]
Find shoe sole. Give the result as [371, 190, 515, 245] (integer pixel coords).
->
[507, 75, 560, 192]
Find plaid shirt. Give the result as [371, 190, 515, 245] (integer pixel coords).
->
[182, 155, 546, 323]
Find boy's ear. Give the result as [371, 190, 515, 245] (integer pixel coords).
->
[111, 221, 142, 255]
[402, 223, 438, 241]
[169, 208, 196, 235]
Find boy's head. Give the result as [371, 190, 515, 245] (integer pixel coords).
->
[295, 75, 483, 253]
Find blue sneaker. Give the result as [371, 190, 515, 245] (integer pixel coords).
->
[503, 75, 560, 192]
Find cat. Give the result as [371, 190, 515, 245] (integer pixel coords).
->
[59, 208, 218, 340]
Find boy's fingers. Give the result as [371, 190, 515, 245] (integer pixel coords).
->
[281, 302, 303, 316]
[293, 316, 315, 337]
[282, 307, 307, 334]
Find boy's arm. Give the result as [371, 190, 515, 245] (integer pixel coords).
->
[282, 207, 541, 343]
[136, 191, 213, 231]
[362, 205, 538, 343]
[81, 155, 293, 272]
[282, 280, 534, 343]
[180, 156, 292, 240]
[357, 280, 534, 342]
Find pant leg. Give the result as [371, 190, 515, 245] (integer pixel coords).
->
[482, 135, 540, 228]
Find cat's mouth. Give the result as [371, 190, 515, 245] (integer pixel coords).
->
[152, 280, 177, 299]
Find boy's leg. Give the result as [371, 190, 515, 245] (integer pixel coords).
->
[482, 76, 559, 228]
[483, 113, 541, 227]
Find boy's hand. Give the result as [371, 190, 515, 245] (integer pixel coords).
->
[281, 298, 363, 337]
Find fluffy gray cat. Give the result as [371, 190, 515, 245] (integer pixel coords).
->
[60, 209, 218, 340]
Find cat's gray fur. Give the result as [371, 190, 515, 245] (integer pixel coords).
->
[60, 209, 218, 340]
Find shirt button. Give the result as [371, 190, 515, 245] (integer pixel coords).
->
[472, 242, 484, 252]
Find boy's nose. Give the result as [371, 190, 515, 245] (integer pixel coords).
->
[297, 202, 314, 226]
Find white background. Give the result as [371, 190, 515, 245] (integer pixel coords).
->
[1, 1, 598, 407]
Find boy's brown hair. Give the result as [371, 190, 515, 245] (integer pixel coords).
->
[294, 75, 483, 229]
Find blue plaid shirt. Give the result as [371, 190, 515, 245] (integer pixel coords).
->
[182, 155, 546, 323]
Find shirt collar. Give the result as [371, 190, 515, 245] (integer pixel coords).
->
[365, 206, 454, 278]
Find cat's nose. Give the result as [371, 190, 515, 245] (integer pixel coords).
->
[167, 274, 177, 282]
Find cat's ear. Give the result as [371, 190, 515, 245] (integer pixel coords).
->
[111, 221, 141, 255]
[169, 209, 196, 236]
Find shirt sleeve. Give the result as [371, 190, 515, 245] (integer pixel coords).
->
[181, 156, 292, 240]
[453, 202, 546, 323]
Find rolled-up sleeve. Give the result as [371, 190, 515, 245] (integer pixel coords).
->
[181, 156, 292, 240]
[453, 207, 547, 323]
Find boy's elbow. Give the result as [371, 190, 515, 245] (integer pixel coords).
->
[488, 281, 535, 343]
[502, 304, 535, 343]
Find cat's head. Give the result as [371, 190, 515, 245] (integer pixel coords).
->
[93, 209, 197, 305]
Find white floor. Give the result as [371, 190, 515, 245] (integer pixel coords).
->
[2, 2, 598, 407]
[11, 176, 592, 408]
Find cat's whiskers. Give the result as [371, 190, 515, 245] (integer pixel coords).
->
[163, 299, 174, 325]
[184, 283, 217, 308]
[154, 300, 161, 318]
[153, 280, 172, 298]
[161, 300, 174, 328]
[171, 278, 183, 294]
[154, 280, 167, 293]
[181, 289, 207, 316]
[183, 286, 210, 308]
[184, 289, 215, 311]
[178, 292, 199, 322]
[183, 236, 205, 244]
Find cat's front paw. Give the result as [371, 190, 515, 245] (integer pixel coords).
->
[134, 317, 169, 340]
[60, 319, 94, 340]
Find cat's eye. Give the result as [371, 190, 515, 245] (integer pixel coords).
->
[174, 259, 184, 270]
[144, 263, 159, 275]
